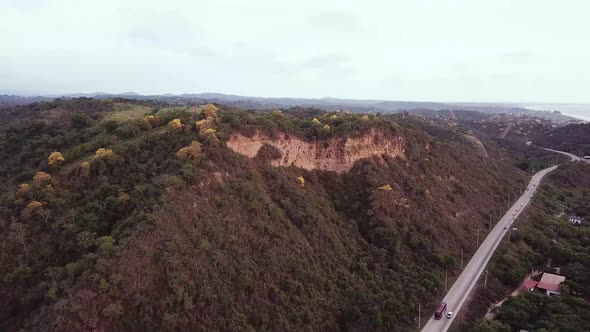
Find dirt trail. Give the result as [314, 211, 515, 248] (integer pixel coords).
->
[463, 134, 489, 157]
[449, 109, 457, 120]
[498, 122, 514, 139]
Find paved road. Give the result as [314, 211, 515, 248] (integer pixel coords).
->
[421, 148, 578, 332]
[540, 148, 580, 162]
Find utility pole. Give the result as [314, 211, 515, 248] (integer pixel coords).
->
[476, 228, 480, 247]
[445, 269, 448, 291]
[418, 302, 421, 329]
[489, 214, 492, 230]
[484, 270, 488, 286]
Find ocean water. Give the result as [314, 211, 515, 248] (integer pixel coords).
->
[524, 104, 590, 122]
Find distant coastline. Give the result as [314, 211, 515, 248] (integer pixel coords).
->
[561, 113, 590, 122]
[524, 104, 590, 122]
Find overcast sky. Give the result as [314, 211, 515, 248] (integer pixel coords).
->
[1, 0, 589, 102]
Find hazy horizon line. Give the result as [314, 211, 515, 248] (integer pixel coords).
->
[3, 90, 590, 106]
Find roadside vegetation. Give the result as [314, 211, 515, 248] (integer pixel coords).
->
[487, 139, 570, 172]
[464, 162, 590, 332]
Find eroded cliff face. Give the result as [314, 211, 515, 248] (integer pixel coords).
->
[226, 129, 405, 173]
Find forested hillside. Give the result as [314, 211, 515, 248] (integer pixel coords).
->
[534, 123, 590, 156]
[0, 99, 536, 331]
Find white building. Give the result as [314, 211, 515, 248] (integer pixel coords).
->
[569, 215, 583, 225]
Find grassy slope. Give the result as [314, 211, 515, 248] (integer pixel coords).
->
[101, 103, 153, 122]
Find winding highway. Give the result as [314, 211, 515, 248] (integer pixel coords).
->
[421, 148, 579, 332]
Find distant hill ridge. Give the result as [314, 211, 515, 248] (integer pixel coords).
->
[0, 93, 579, 123]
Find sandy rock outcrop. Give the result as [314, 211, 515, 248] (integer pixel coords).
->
[226, 129, 405, 173]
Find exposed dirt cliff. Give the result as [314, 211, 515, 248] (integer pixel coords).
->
[226, 129, 406, 173]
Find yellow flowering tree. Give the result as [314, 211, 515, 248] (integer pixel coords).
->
[48, 151, 65, 167]
[15, 183, 31, 197]
[21, 201, 43, 219]
[21, 201, 52, 225]
[168, 118, 182, 132]
[201, 128, 219, 145]
[95, 148, 114, 159]
[297, 176, 305, 187]
[144, 115, 161, 128]
[176, 141, 202, 160]
[203, 104, 218, 118]
[196, 119, 207, 128]
[33, 172, 52, 186]
[80, 161, 90, 177]
[378, 184, 393, 191]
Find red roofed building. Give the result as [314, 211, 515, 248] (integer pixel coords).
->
[523, 278, 539, 291]
[536, 273, 565, 296]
